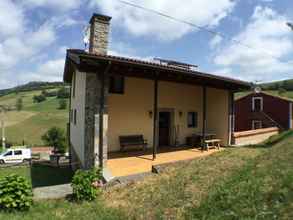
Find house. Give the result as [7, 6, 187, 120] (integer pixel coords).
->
[235, 90, 293, 132]
[63, 14, 250, 176]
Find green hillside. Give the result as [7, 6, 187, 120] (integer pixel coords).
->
[235, 90, 293, 100]
[261, 79, 293, 91]
[0, 88, 69, 146]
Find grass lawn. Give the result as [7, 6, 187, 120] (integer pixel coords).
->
[0, 89, 68, 146]
[0, 131, 292, 219]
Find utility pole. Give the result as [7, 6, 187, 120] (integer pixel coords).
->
[1, 108, 5, 150]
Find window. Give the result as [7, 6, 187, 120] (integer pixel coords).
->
[252, 97, 263, 112]
[252, 120, 262, 130]
[74, 109, 77, 125]
[72, 72, 76, 98]
[109, 75, 124, 94]
[188, 112, 198, 128]
[4, 151, 12, 156]
[14, 150, 22, 155]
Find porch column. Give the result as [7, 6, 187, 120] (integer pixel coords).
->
[228, 91, 235, 145]
[153, 76, 159, 160]
[202, 86, 207, 150]
[85, 63, 110, 169]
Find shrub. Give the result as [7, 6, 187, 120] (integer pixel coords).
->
[41, 127, 66, 153]
[16, 97, 23, 111]
[0, 174, 32, 211]
[58, 99, 67, 110]
[71, 169, 103, 201]
[33, 94, 46, 103]
[57, 87, 70, 99]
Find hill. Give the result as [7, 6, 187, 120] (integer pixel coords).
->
[0, 86, 69, 146]
[0, 81, 66, 97]
[260, 78, 293, 91]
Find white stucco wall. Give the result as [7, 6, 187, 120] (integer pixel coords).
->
[70, 70, 86, 166]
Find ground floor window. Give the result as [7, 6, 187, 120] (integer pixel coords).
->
[252, 120, 262, 130]
[187, 112, 198, 128]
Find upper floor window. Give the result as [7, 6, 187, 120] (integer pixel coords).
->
[109, 75, 124, 94]
[187, 112, 198, 128]
[252, 97, 263, 112]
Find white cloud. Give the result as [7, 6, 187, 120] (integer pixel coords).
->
[213, 6, 293, 82]
[20, 58, 65, 82]
[0, 1, 24, 37]
[209, 35, 223, 49]
[91, 0, 236, 40]
[21, 0, 82, 11]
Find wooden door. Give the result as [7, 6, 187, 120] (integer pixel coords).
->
[159, 112, 170, 146]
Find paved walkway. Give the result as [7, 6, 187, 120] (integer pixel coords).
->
[33, 184, 72, 200]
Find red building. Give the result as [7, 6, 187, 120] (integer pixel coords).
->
[235, 91, 293, 131]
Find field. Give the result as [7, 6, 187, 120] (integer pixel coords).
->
[0, 131, 292, 219]
[0, 89, 68, 146]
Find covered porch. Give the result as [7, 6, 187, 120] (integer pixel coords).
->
[107, 146, 220, 177]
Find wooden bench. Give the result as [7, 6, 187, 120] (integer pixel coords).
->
[204, 139, 221, 150]
[119, 135, 148, 152]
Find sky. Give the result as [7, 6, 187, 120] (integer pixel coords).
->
[0, 0, 293, 89]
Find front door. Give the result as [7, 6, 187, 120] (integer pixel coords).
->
[159, 112, 170, 146]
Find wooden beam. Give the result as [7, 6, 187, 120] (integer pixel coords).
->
[202, 86, 207, 150]
[153, 75, 159, 160]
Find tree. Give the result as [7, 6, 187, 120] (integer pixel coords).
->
[58, 99, 67, 110]
[41, 89, 49, 97]
[42, 127, 66, 153]
[57, 87, 70, 99]
[278, 87, 286, 95]
[33, 94, 46, 103]
[16, 97, 23, 111]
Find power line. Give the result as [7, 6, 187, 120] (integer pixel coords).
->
[116, 0, 293, 65]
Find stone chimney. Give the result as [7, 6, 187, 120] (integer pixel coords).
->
[89, 13, 112, 55]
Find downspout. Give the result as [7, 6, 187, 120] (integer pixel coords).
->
[289, 102, 292, 129]
[202, 86, 207, 150]
[98, 61, 111, 169]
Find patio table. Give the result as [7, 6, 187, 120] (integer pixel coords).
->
[192, 132, 216, 150]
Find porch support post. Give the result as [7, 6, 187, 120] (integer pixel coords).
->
[202, 86, 207, 150]
[98, 62, 111, 169]
[153, 74, 159, 160]
[228, 91, 235, 145]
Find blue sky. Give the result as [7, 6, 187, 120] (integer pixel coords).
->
[0, 0, 293, 89]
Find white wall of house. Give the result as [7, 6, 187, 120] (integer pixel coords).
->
[70, 70, 86, 166]
[107, 77, 229, 152]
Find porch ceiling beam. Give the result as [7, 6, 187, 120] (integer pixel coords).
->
[153, 72, 159, 160]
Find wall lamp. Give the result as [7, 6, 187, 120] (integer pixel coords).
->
[148, 110, 153, 118]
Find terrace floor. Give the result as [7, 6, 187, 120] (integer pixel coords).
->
[107, 146, 220, 177]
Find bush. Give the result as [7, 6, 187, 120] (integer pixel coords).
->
[58, 99, 67, 110]
[33, 94, 46, 103]
[41, 127, 66, 153]
[0, 174, 32, 211]
[16, 97, 23, 111]
[57, 87, 70, 99]
[71, 169, 102, 201]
